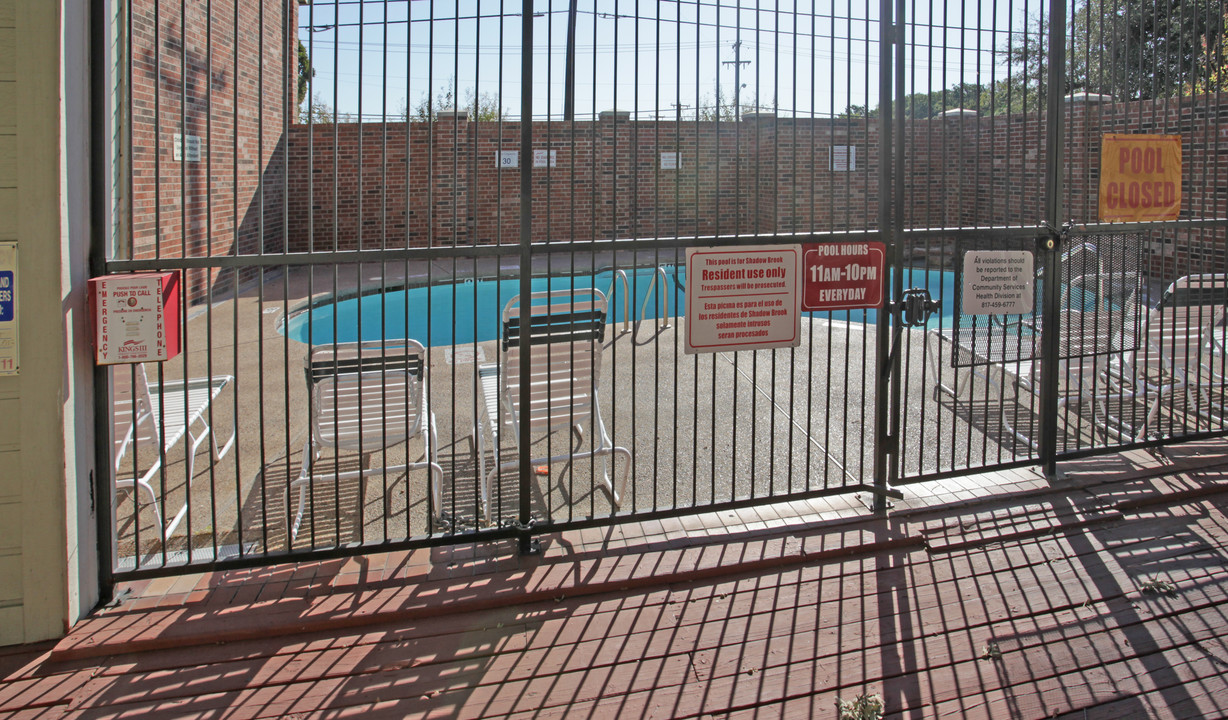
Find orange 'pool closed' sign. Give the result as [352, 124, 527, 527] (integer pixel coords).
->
[1099, 133, 1181, 222]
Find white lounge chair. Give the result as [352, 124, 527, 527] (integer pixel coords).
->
[932, 272, 1138, 405]
[1098, 273, 1228, 440]
[474, 288, 631, 523]
[291, 340, 443, 540]
[112, 363, 236, 540]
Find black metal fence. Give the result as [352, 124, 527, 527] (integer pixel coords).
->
[97, 0, 1228, 583]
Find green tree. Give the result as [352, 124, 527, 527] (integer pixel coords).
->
[298, 93, 358, 124]
[999, 0, 1227, 100]
[837, 103, 877, 119]
[299, 91, 333, 124]
[296, 40, 312, 107]
[695, 87, 773, 121]
[408, 79, 507, 122]
[840, 82, 998, 119]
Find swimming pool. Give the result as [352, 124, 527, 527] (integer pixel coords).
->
[280, 266, 968, 347]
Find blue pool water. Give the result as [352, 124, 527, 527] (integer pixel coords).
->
[281, 266, 967, 347]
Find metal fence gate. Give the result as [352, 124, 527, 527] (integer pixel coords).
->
[889, 0, 1228, 486]
[96, 0, 1228, 585]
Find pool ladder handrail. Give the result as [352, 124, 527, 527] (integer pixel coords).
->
[598, 267, 632, 335]
[638, 266, 673, 331]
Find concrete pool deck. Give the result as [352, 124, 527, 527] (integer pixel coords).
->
[111, 261, 1165, 563]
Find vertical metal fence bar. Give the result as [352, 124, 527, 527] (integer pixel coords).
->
[517, 0, 535, 553]
[118, 0, 134, 569]
[204, 0, 218, 563]
[379, 0, 391, 543]
[653, 0, 664, 513]
[1038, 0, 1066, 478]
[872, 0, 894, 505]
[176, 0, 192, 562]
[274, 0, 289, 554]
[449, 0, 462, 533]
[149, 0, 165, 567]
[888, 0, 906, 490]
[237, 0, 253, 554]
[569, 0, 579, 520]
[802, 0, 816, 491]
[91, 0, 115, 599]
[119, 8, 136, 564]
[424, 0, 439, 523]
[690, 0, 701, 509]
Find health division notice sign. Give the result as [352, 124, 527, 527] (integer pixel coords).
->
[685, 245, 801, 354]
[801, 241, 885, 311]
[962, 250, 1034, 315]
[1099, 134, 1181, 222]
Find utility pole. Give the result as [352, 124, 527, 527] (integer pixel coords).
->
[722, 40, 750, 118]
[563, 0, 578, 121]
[671, 102, 690, 121]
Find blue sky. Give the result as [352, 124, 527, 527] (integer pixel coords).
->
[298, 0, 1036, 121]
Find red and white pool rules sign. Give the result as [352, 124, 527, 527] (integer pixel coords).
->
[801, 241, 885, 311]
[685, 245, 801, 354]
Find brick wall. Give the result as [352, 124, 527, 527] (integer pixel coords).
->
[284, 112, 890, 252]
[131, 11, 1228, 286]
[907, 95, 1228, 274]
[282, 95, 1226, 262]
[130, 0, 296, 298]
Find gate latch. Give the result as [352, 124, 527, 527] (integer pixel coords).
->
[894, 288, 941, 328]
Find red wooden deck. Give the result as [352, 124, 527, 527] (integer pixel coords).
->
[4, 442, 1228, 719]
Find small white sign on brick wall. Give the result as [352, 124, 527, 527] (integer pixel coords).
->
[533, 149, 557, 168]
[830, 145, 856, 172]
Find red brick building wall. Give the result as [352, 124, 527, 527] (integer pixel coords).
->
[284, 112, 892, 252]
[904, 96, 1228, 274]
[285, 95, 1227, 261]
[129, 0, 297, 298]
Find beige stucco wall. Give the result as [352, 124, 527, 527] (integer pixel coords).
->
[0, 0, 96, 646]
[0, 0, 20, 644]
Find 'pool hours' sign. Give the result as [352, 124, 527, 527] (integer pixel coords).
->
[801, 241, 885, 311]
[961, 250, 1034, 315]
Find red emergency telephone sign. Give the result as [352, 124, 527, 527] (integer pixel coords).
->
[89, 271, 182, 365]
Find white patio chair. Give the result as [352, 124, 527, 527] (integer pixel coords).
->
[291, 340, 443, 540]
[112, 363, 235, 540]
[1098, 273, 1228, 440]
[474, 288, 631, 524]
[932, 272, 1138, 406]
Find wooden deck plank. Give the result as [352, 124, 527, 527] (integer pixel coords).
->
[52, 525, 912, 663]
[32, 543, 1003, 711]
[4, 456, 1227, 719]
[77, 538, 1220, 719]
[34, 506, 1227, 716]
[909, 582, 1228, 716]
[1047, 664, 1228, 720]
[925, 636, 1228, 719]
